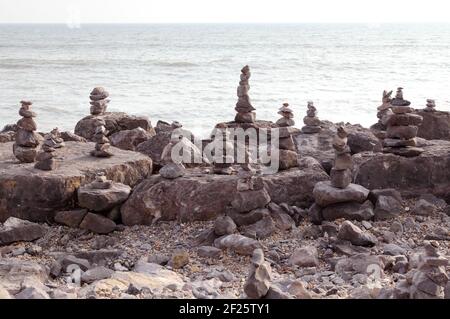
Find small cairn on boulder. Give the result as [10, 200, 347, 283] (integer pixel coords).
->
[244, 248, 272, 299]
[383, 87, 424, 157]
[211, 124, 235, 175]
[159, 134, 185, 179]
[89, 87, 110, 116]
[276, 103, 295, 127]
[34, 128, 65, 171]
[90, 118, 113, 157]
[235, 65, 256, 123]
[311, 126, 372, 223]
[13, 101, 40, 163]
[423, 99, 436, 113]
[301, 101, 321, 134]
[395, 242, 449, 299]
[275, 124, 298, 171]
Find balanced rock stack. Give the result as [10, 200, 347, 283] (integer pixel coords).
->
[383, 87, 424, 157]
[395, 242, 449, 299]
[276, 126, 298, 171]
[159, 134, 186, 179]
[301, 101, 321, 133]
[90, 119, 113, 157]
[244, 249, 272, 299]
[311, 127, 372, 222]
[89, 87, 110, 115]
[13, 101, 40, 163]
[276, 103, 295, 127]
[35, 128, 65, 171]
[375, 90, 394, 132]
[423, 99, 436, 112]
[235, 65, 256, 123]
[211, 124, 235, 175]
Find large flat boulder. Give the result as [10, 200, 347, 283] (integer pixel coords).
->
[74, 112, 155, 141]
[353, 140, 450, 201]
[0, 141, 152, 222]
[121, 166, 328, 225]
[414, 110, 450, 141]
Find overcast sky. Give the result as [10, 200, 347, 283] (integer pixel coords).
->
[1, 0, 450, 23]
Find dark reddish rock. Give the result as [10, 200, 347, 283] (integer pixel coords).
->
[121, 166, 328, 225]
[231, 189, 271, 213]
[54, 209, 88, 228]
[374, 195, 404, 220]
[337, 221, 377, 247]
[368, 188, 403, 204]
[321, 200, 374, 221]
[353, 141, 450, 201]
[414, 110, 450, 141]
[213, 216, 237, 236]
[240, 215, 276, 239]
[313, 181, 370, 207]
[109, 127, 154, 151]
[75, 112, 155, 141]
[0, 217, 46, 245]
[0, 141, 152, 222]
[79, 213, 116, 234]
[227, 208, 270, 227]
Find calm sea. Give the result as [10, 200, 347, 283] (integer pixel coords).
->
[1, 23, 449, 137]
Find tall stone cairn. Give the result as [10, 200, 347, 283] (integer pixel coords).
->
[276, 103, 295, 127]
[423, 99, 436, 112]
[13, 101, 40, 163]
[383, 87, 424, 157]
[376, 90, 394, 131]
[234, 65, 256, 123]
[90, 87, 110, 115]
[301, 101, 321, 134]
[90, 118, 113, 157]
[35, 128, 65, 171]
[331, 126, 353, 188]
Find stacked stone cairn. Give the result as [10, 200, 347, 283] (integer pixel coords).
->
[159, 134, 186, 179]
[244, 249, 272, 298]
[311, 126, 372, 222]
[90, 118, 113, 157]
[375, 90, 394, 133]
[395, 242, 449, 299]
[276, 103, 295, 127]
[89, 87, 110, 115]
[423, 99, 436, 112]
[301, 101, 321, 133]
[383, 87, 424, 157]
[275, 122, 298, 171]
[35, 128, 65, 171]
[234, 65, 256, 123]
[13, 101, 40, 163]
[211, 124, 235, 175]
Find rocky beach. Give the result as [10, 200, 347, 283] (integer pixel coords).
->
[1, 71, 450, 300]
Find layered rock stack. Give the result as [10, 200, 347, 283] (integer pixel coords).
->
[13, 101, 40, 163]
[159, 134, 186, 179]
[395, 242, 449, 299]
[301, 101, 321, 134]
[276, 103, 294, 127]
[89, 87, 110, 116]
[423, 99, 436, 112]
[235, 65, 256, 123]
[383, 88, 424, 157]
[276, 126, 298, 171]
[374, 90, 394, 133]
[211, 124, 235, 175]
[243, 249, 272, 298]
[34, 128, 65, 171]
[311, 127, 372, 222]
[90, 119, 113, 157]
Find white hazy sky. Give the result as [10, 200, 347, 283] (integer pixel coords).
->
[0, 0, 450, 23]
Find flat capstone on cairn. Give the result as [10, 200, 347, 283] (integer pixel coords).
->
[301, 101, 322, 134]
[90, 87, 110, 116]
[274, 103, 298, 171]
[34, 128, 65, 171]
[311, 126, 372, 223]
[383, 87, 424, 157]
[235, 65, 256, 123]
[13, 100, 40, 163]
[90, 118, 113, 157]
[211, 123, 235, 175]
[423, 99, 436, 113]
[159, 134, 186, 179]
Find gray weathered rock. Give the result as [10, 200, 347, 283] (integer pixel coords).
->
[61, 255, 91, 271]
[289, 246, 320, 267]
[81, 266, 114, 284]
[374, 195, 403, 220]
[313, 181, 370, 207]
[214, 216, 237, 236]
[0, 217, 46, 245]
[321, 200, 374, 221]
[197, 246, 222, 258]
[412, 199, 437, 216]
[214, 234, 262, 256]
[240, 215, 276, 239]
[110, 127, 154, 151]
[337, 221, 377, 247]
[79, 213, 117, 234]
[243, 249, 272, 299]
[54, 209, 88, 228]
[78, 182, 131, 212]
